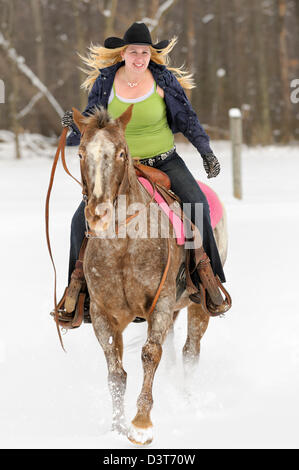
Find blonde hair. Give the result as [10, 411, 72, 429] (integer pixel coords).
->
[78, 37, 195, 92]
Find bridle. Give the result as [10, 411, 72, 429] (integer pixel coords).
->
[83, 151, 157, 238]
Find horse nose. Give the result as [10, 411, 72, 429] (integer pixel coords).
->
[85, 201, 113, 233]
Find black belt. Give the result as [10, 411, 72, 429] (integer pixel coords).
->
[136, 146, 176, 167]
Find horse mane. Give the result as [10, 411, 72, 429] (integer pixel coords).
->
[82, 106, 114, 131]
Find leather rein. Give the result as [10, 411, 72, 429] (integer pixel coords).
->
[45, 129, 171, 348]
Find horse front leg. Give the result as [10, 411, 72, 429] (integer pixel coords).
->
[91, 306, 127, 435]
[128, 302, 173, 445]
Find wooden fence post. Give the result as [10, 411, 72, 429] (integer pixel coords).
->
[0, 79, 4, 103]
[229, 108, 242, 199]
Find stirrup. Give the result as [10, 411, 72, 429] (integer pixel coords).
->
[206, 276, 232, 316]
[189, 278, 232, 317]
[201, 277, 232, 317]
[50, 288, 86, 329]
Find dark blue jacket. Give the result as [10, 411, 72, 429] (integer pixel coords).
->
[66, 60, 213, 156]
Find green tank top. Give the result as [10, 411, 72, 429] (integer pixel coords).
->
[107, 81, 174, 159]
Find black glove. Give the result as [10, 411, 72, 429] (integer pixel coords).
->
[202, 152, 220, 178]
[61, 110, 74, 128]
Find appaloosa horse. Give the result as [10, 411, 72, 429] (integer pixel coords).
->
[72, 105, 228, 445]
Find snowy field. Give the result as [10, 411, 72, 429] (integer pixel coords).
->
[0, 131, 299, 449]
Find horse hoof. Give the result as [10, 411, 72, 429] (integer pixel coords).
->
[127, 423, 153, 446]
[111, 421, 127, 436]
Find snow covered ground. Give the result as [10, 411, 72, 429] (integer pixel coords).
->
[0, 131, 299, 449]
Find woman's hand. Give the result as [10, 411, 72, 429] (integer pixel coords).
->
[61, 110, 74, 128]
[202, 153, 220, 178]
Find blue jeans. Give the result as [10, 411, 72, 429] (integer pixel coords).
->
[68, 151, 226, 283]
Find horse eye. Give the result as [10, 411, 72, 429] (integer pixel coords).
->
[78, 153, 83, 160]
[118, 150, 125, 159]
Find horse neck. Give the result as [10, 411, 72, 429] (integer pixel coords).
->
[123, 158, 148, 205]
[112, 159, 150, 233]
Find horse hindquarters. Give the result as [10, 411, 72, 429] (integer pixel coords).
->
[212, 205, 228, 267]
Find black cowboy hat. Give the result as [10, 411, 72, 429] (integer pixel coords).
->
[104, 22, 169, 51]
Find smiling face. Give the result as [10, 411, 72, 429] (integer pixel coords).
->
[121, 44, 151, 74]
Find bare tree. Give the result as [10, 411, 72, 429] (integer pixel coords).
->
[145, 0, 178, 33]
[1, 0, 21, 158]
[0, 0, 298, 144]
[277, 0, 292, 142]
[252, 0, 272, 144]
[0, 32, 64, 116]
[147, 0, 159, 20]
[30, 0, 46, 83]
[185, 0, 195, 101]
[103, 0, 119, 38]
[73, 0, 87, 110]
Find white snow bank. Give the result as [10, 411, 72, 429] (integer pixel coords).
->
[0, 130, 58, 160]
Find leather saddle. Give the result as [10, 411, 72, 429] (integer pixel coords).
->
[134, 162, 171, 190]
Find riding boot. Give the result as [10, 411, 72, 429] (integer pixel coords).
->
[188, 249, 231, 316]
[50, 250, 88, 328]
[65, 259, 86, 313]
[64, 235, 88, 313]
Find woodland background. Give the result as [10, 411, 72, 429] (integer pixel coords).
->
[0, 0, 299, 151]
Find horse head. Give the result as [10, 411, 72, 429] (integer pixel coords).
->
[72, 105, 133, 233]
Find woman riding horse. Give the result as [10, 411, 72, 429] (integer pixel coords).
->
[62, 22, 229, 315]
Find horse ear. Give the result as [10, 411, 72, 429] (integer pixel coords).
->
[72, 107, 86, 133]
[117, 104, 134, 130]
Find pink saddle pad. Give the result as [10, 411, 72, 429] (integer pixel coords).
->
[197, 181, 223, 229]
[138, 177, 185, 245]
[138, 178, 223, 244]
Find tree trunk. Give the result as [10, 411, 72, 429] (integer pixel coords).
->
[73, 0, 87, 110]
[148, 0, 159, 19]
[150, 0, 179, 35]
[6, 0, 21, 158]
[185, 0, 195, 102]
[30, 0, 46, 82]
[277, 0, 292, 142]
[253, 0, 272, 145]
[104, 0, 119, 38]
